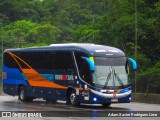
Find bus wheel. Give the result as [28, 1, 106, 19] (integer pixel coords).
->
[69, 91, 80, 106]
[102, 103, 111, 108]
[19, 86, 33, 102]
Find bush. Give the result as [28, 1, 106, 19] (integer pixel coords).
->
[138, 62, 160, 94]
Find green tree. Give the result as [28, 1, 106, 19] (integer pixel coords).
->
[0, 0, 160, 94]
[3, 20, 61, 47]
[3, 20, 37, 48]
[138, 62, 160, 93]
[27, 23, 61, 45]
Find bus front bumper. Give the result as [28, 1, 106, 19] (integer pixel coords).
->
[77, 88, 132, 104]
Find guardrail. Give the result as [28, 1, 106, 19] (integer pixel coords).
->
[132, 93, 160, 104]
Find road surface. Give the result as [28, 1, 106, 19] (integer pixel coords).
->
[0, 94, 159, 120]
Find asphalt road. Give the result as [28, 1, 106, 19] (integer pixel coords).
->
[0, 94, 160, 120]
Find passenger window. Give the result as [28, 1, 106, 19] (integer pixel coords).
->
[54, 52, 75, 74]
[4, 51, 75, 74]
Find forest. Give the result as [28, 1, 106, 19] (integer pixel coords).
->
[0, 0, 160, 93]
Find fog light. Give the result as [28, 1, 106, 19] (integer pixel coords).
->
[129, 97, 131, 101]
[93, 97, 97, 101]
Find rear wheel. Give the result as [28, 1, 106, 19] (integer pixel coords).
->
[19, 86, 33, 102]
[69, 91, 80, 106]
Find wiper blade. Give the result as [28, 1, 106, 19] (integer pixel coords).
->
[115, 73, 124, 86]
[104, 66, 124, 88]
[112, 66, 124, 86]
[104, 72, 111, 88]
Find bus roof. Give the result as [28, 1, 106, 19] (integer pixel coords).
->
[5, 43, 125, 57]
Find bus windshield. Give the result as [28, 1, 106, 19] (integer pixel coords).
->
[92, 57, 129, 89]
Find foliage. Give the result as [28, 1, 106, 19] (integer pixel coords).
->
[0, 0, 160, 93]
[27, 23, 61, 44]
[138, 62, 160, 93]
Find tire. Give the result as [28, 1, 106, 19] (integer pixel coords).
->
[69, 91, 80, 106]
[18, 86, 33, 102]
[102, 103, 111, 108]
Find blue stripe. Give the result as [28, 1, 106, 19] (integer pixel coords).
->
[3, 79, 28, 86]
[3, 65, 54, 84]
[3, 65, 21, 73]
[41, 74, 54, 81]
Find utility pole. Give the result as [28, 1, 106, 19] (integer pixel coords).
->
[1, 22, 4, 89]
[135, 0, 138, 93]
[1, 23, 3, 66]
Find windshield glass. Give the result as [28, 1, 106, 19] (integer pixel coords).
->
[93, 57, 129, 89]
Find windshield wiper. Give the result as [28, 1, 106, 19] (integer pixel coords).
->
[103, 67, 112, 88]
[113, 67, 124, 87]
[104, 72, 111, 88]
[115, 73, 124, 86]
[104, 66, 124, 88]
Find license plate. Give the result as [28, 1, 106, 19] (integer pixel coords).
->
[111, 98, 118, 102]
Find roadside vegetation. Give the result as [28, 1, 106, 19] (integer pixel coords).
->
[0, 0, 160, 93]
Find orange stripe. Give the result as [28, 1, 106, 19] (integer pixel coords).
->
[6, 51, 88, 90]
[6, 51, 67, 89]
[22, 69, 37, 74]
[28, 80, 67, 89]
[113, 89, 122, 95]
[7, 51, 33, 69]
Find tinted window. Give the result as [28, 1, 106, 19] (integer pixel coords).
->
[4, 51, 75, 72]
[4, 52, 18, 68]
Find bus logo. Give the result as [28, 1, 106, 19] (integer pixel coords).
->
[55, 74, 74, 80]
[113, 94, 116, 97]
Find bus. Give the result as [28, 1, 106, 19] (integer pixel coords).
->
[2, 43, 137, 107]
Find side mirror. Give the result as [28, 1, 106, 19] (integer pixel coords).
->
[127, 57, 137, 71]
[82, 57, 95, 72]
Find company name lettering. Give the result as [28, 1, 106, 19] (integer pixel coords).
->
[55, 75, 74, 80]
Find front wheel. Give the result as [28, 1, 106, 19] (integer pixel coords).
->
[69, 91, 80, 106]
[18, 86, 33, 102]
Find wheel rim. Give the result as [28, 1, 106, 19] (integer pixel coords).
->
[20, 89, 24, 100]
[70, 92, 76, 105]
